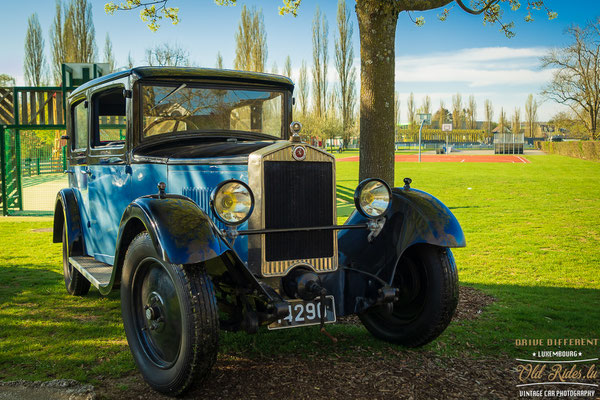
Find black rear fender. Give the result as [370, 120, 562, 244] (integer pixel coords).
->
[53, 188, 85, 255]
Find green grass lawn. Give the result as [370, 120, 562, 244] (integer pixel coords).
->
[0, 154, 598, 384]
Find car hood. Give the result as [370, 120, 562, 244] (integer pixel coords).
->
[133, 139, 278, 164]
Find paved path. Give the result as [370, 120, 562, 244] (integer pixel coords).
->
[22, 175, 68, 212]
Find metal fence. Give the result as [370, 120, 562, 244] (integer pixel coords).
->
[1, 127, 67, 215]
[1, 127, 21, 214]
[494, 133, 524, 154]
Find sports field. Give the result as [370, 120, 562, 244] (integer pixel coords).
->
[338, 154, 530, 163]
[0, 152, 598, 398]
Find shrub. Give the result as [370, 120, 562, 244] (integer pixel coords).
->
[538, 141, 600, 161]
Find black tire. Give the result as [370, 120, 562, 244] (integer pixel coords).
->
[359, 245, 458, 347]
[62, 226, 91, 296]
[120, 232, 218, 396]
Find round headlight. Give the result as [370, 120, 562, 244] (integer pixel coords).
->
[210, 180, 254, 226]
[354, 178, 392, 219]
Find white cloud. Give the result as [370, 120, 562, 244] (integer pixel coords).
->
[395, 46, 555, 87]
[291, 46, 563, 121]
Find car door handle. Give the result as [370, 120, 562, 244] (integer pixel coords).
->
[81, 168, 92, 176]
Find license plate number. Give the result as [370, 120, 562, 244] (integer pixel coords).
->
[268, 296, 336, 330]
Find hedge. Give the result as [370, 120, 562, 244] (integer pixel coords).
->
[537, 141, 600, 162]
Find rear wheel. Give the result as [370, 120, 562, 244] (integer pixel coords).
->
[121, 232, 219, 396]
[62, 226, 90, 296]
[359, 245, 458, 347]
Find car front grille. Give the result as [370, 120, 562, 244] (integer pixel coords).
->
[247, 142, 338, 276]
[263, 161, 334, 261]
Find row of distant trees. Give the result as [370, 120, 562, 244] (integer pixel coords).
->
[228, 3, 357, 147]
[20, 0, 195, 86]
[21, 0, 106, 86]
[12, 0, 600, 144]
[398, 92, 540, 138]
[17, 0, 357, 147]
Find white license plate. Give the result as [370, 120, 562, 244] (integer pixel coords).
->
[268, 296, 336, 330]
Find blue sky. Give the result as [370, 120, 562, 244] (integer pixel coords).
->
[1, 1, 598, 121]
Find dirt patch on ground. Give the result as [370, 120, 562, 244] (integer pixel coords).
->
[0, 379, 95, 400]
[455, 285, 496, 321]
[96, 353, 518, 400]
[31, 228, 53, 233]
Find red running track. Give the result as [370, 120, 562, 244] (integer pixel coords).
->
[337, 154, 530, 163]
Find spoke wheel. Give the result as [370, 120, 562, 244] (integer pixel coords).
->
[121, 232, 218, 396]
[359, 245, 458, 347]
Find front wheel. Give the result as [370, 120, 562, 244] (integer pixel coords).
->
[121, 232, 219, 396]
[359, 245, 458, 347]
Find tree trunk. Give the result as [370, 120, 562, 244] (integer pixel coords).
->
[590, 107, 598, 140]
[356, 2, 398, 186]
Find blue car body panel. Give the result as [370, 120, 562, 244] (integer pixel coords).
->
[166, 164, 249, 261]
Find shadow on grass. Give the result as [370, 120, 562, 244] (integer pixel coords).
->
[0, 265, 126, 382]
[336, 185, 355, 203]
[0, 263, 598, 382]
[222, 283, 600, 360]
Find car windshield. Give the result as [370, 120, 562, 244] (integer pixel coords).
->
[141, 84, 284, 138]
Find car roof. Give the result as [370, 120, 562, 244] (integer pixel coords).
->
[69, 66, 295, 98]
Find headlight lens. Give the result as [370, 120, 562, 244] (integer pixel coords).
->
[354, 178, 391, 218]
[210, 180, 254, 225]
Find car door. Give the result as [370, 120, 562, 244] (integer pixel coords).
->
[87, 81, 132, 265]
[68, 95, 94, 255]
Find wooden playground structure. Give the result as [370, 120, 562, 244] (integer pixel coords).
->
[0, 63, 109, 215]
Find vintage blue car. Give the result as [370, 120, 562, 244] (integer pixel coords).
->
[53, 67, 465, 396]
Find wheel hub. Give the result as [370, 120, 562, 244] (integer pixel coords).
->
[132, 260, 183, 368]
[144, 304, 161, 321]
[144, 292, 166, 331]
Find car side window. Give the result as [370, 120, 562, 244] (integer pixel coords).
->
[93, 87, 126, 147]
[73, 101, 88, 150]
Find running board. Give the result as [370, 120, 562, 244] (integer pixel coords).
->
[69, 256, 113, 289]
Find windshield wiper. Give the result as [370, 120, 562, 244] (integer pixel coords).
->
[148, 84, 187, 113]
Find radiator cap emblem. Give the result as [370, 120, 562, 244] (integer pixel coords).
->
[292, 145, 306, 161]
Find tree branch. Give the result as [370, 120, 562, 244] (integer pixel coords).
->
[455, 0, 500, 15]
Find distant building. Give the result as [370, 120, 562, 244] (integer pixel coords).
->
[491, 126, 512, 134]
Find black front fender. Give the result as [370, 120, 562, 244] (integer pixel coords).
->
[116, 195, 227, 266]
[338, 187, 465, 283]
[325, 186, 465, 315]
[111, 195, 284, 320]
